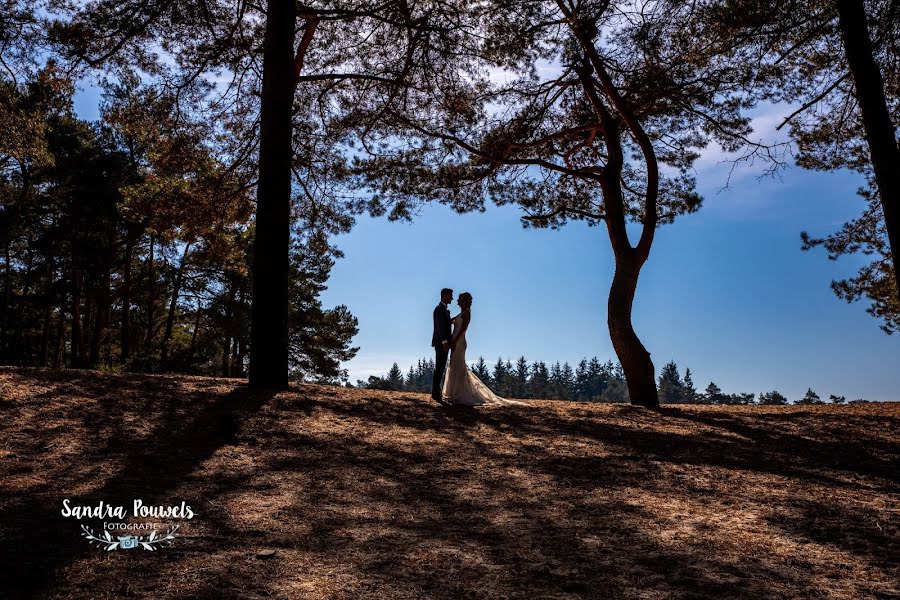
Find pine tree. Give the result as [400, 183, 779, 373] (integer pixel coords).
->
[548, 362, 564, 400]
[600, 378, 629, 403]
[682, 368, 698, 404]
[530, 361, 550, 399]
[703, 382, 726, 405]
[511, 356, 529, 399]
[386, 363, 404, 391]
[492, 358, 510, 396]
[797, 388, 822, 405]
[472, 356, 492, 387]
[722, 392, 755, 405]
[759, 390, 788, 405]
[560, 362, 576, 400]
[586, 357, 608, 401]
[658, 361, 684, 404]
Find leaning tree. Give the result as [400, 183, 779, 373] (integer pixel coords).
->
[352, 0, 774, 406]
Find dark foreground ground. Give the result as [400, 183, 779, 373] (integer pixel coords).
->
[0, 367, 898, 599]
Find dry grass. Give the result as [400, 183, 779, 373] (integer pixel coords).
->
[0, 366, 898, 599]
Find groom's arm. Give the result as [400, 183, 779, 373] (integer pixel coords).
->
[433, 306, 449, 348]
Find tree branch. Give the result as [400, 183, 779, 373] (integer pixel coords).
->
[293, 15, 318, 82]
[523, 206, 606, 221]
[776, 73, 850, 131]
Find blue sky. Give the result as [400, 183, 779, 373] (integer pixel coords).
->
[74, 82, 899, 401]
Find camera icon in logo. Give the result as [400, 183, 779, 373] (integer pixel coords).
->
[117, 535, 139, 550]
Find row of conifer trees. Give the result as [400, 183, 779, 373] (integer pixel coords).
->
[361, 358, 861, 405]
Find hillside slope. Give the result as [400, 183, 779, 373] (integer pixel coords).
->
[0, 367, 898, 599]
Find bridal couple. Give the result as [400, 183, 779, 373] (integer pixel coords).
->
[430, 288, 524, 407]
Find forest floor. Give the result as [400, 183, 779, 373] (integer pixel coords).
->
[0, 367, 898, 600]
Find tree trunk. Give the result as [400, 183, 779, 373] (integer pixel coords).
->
[121, 231, 135, 361]
[78, 284, 96, 368]
[2, 238, 10, 362]
[188, 298, 202, 359]
[40, 260, 54, 367]
[230, 336, 244, 377]
[221, 280, 237, 377]
[90, 246, 113, 367]
[835, 0, 900, 301]
[54, 305, 65, 369]
[222, 332, 232, 377]
[248, 0, 297, 389]
[160, 242, 192, 365]
[236, 337, 247, 378]
[563, 19, 661, 408]
[70, 255, 83, 369]
[9, 245, 35, 364]
[608, 252, 658, 407]
[145, 234, 156, 356]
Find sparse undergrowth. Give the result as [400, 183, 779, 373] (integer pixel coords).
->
[0, 367, 897, 599]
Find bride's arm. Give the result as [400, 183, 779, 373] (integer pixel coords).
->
[450, 312, 471, 347]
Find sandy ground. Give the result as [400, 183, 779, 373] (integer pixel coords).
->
[0, 366, 897, 599]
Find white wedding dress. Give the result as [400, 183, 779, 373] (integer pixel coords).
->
[442, 315, 526, 406]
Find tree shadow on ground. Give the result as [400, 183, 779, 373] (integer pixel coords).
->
[0, 367, 275, 599]
[1, 369, 897, 599]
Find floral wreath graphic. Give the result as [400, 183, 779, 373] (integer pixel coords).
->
[80, 524, 180, 551]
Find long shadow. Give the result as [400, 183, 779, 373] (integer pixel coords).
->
[0, 368, 275, 599]
[659, 406, 900, 485]
[2, 373, 897, 598]
[301, 395, 900, 574]
[320, 396, 899, 491]
[167, 398, 886, 599]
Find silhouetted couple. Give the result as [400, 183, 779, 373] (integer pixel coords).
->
[431, 288, 524, 407]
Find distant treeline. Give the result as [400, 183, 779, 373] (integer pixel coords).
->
[360, 358, 867, 405]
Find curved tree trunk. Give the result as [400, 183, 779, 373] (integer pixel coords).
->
[249, 0, 298, 389]
[607, 252, 657, 406]
[562, 5, 661, 408]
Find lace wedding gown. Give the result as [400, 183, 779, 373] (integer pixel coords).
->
[442, 315, 526, 406]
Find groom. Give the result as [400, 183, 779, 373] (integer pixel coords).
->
[431, 288, 453, 403]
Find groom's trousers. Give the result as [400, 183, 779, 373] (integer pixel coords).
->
[432, 347, 449, 399]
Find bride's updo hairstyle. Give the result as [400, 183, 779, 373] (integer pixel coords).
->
[459, 292, 473, 308]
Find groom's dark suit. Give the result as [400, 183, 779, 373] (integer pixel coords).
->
[431, 302, 452, 400]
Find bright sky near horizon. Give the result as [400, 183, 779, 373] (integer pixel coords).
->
[74, 81, 899, 402]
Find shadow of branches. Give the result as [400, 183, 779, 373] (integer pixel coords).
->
[1, 368, 897, 599]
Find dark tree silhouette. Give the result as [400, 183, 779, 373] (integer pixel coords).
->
[354, 0, 775, 406]
[707, 0, 899, 327]
[0, 68, 356, 380]
[48, 0, 436, 387]
[249, 0, 297, 388]
[759, 390, 789, 406]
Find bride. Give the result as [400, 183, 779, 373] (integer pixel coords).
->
[442, 292, 526, 406]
